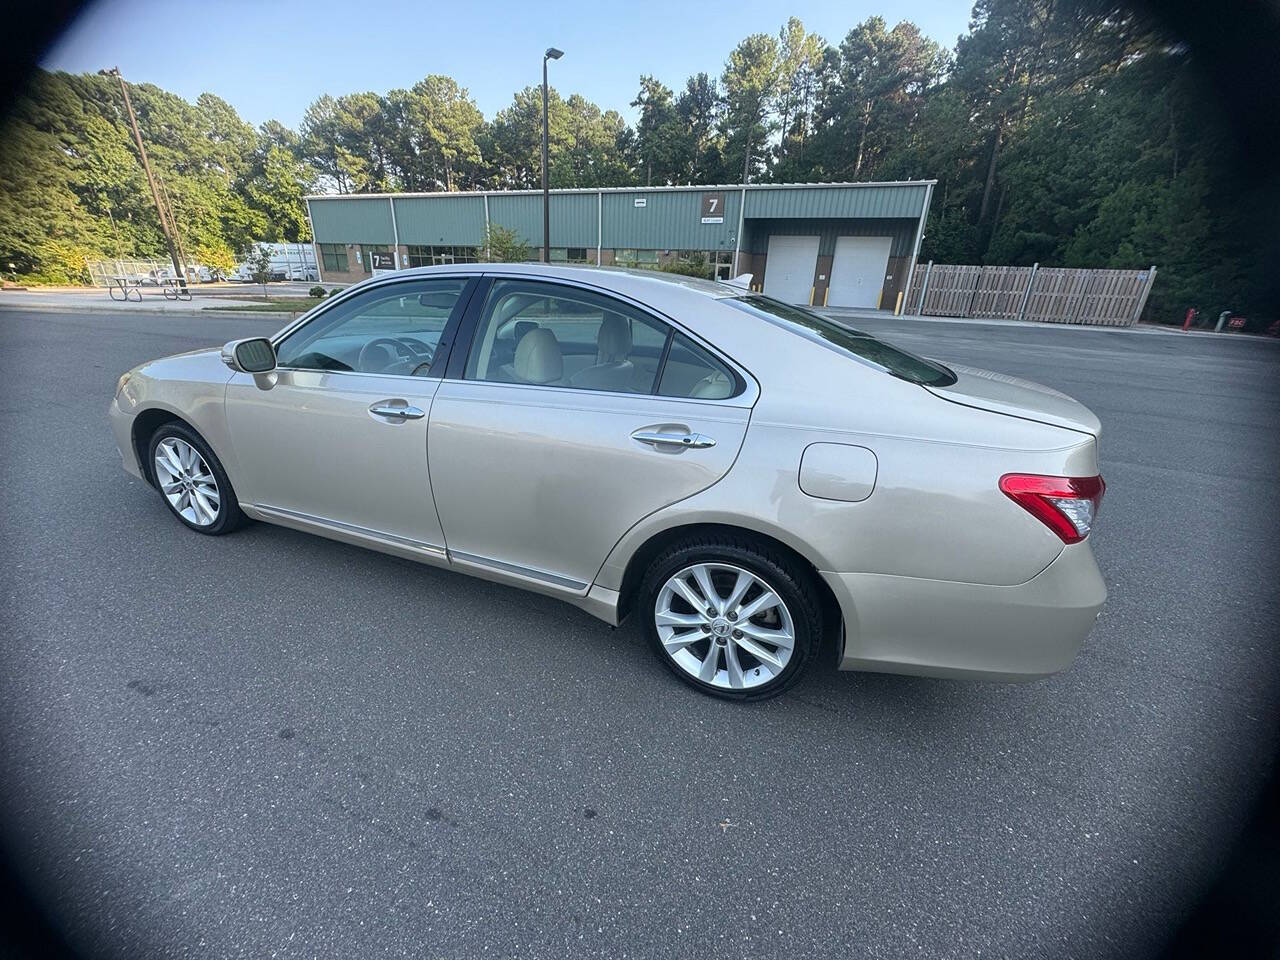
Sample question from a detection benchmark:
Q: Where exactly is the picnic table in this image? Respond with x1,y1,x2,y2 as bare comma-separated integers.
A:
106,276,144,301
159,277,192,301
106,275,191,302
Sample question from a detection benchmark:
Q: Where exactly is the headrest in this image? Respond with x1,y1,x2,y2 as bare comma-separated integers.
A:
514,327,562,384
597,314,632,363
690,371,733,399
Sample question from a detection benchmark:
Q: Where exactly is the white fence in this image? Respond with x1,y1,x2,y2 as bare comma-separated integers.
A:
904,262,1158,326
85,258,177,286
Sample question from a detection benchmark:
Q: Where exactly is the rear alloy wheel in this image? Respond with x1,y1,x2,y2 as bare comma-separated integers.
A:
147,423,246,535
640,539,822,700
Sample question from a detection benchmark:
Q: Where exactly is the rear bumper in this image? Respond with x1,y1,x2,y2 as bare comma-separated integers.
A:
823,543,1106,680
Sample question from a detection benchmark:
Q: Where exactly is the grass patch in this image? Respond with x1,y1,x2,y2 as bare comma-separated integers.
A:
207,297,324,312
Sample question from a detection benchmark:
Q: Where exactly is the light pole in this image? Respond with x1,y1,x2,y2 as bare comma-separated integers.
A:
541,47,563,263
99,66,187,289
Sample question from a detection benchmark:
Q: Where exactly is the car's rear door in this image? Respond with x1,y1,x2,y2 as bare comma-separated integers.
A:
426,276,753,592
223,276,476,556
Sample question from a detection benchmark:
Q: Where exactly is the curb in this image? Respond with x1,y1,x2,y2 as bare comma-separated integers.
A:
0,302,304,321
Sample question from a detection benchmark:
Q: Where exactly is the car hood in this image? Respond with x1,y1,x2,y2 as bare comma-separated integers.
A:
925,363,1101,438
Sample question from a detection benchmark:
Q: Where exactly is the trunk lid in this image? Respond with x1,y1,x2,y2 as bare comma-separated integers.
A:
925,363,1101,437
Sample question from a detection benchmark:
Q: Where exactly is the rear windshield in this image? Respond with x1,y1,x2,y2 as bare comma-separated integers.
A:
725,295,957,387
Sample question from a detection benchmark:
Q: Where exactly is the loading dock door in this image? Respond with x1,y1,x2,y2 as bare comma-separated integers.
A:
827,236,893,308
763,235,820,304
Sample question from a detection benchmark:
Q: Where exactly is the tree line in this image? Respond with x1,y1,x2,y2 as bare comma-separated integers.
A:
0,0,1266,321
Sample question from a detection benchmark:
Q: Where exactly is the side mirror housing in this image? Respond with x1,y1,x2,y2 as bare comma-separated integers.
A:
221,337,276,374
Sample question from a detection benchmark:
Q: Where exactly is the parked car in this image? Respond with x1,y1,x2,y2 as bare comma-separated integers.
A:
109,264,1107,700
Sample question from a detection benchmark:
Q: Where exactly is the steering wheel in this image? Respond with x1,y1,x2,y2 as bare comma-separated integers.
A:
358,336,437,374
400,337,436,373
357,337,414,373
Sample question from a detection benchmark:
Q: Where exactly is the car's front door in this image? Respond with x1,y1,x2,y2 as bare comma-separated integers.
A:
224,276,476,556
427,277,753,592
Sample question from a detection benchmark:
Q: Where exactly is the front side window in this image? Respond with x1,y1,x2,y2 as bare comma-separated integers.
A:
275,278,469,375
464,280,669,394
725,294,957,387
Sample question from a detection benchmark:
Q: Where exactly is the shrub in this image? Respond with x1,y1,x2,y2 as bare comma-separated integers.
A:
308,285,326,298
660,254,713,280
327,286,343,296
481,224,530,263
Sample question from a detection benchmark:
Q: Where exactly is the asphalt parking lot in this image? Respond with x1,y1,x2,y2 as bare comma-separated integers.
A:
1,306,1277,959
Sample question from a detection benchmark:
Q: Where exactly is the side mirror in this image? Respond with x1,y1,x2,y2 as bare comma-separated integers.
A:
221,337,276,373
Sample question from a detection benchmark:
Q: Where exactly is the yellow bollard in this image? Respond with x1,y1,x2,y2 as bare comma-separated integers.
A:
809,286,815,305
894,291,904,316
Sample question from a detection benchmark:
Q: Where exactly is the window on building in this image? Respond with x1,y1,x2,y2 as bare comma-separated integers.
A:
318,243,348,273
675,250,733,281
709,250,733,281
359,244,390,274
615,249,660,269
550,247,590,264
406,245,480,268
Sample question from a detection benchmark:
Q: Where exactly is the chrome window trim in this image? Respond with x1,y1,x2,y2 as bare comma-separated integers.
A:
466,271,760,407
266,268,759,407
269,271,480,348
267,367,445,385
437,374,755,414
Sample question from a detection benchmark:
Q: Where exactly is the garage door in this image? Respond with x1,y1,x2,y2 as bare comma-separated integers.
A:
827,236,893,308
763,235,819,304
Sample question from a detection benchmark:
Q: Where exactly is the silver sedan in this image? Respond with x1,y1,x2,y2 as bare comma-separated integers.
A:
109,264,1107,700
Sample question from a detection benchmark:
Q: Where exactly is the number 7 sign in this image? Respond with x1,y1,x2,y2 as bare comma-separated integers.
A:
701,191,726,224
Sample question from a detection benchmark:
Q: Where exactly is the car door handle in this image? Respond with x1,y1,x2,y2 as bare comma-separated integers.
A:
631,429,716,449
369,401,426,420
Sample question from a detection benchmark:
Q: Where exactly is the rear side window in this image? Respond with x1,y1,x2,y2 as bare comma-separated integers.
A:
658,333,736,400
725,294,956,387
459,278,744,400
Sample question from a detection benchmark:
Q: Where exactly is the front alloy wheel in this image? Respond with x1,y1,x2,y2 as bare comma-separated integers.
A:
146,422,246,535
154,436,221,526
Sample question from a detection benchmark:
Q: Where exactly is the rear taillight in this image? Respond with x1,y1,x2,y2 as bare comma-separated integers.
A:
999,474,1105,544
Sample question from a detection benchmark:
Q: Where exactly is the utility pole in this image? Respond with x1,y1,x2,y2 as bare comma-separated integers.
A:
99,66,186,289
157,177,191,281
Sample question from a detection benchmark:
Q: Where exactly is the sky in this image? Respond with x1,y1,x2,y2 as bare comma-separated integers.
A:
42,0,973,130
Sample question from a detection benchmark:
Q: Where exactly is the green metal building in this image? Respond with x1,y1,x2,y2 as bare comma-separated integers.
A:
305,180,935,309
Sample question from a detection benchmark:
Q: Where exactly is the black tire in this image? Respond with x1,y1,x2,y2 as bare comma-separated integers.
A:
146,421,247,535
638,535,824,701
